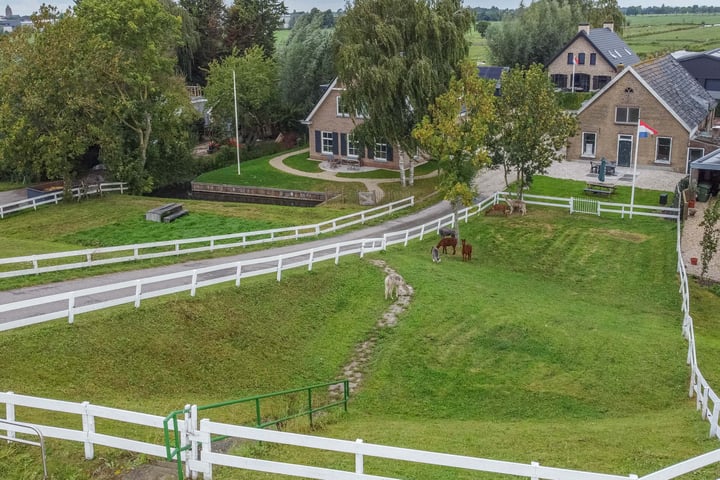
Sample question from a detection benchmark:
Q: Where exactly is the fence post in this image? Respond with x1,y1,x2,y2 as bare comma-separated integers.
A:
420,224,425,241
235,264,242,287
530,461,539,480
199,419,213,480
188,404,199,480
355,439,364,474
308,251,314,271
32,257,38,273
68,293,75,324
81,401,95,459
403,230,409,247
191,271,198,297
710,402,720,438
277,258,283,282
335,245,341,265
5,392,15,440
135,281,142,308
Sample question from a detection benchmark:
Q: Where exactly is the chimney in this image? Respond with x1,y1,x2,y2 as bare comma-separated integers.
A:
603,22,614,32
578,23,590,35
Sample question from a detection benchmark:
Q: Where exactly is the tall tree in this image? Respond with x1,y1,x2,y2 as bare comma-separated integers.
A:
204,46,279,146
486,0,583,67
0,10,110,187
75,0,196,191
179,0,226,85
225,0,287,58
491,64,577,198
277,9,335,122
334,0,473,187
413,61,496,238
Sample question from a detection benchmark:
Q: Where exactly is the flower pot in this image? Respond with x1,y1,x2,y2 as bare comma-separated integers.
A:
691,257,698,265
688,200,696,208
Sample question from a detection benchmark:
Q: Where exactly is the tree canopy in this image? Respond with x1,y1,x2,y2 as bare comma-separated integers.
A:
277,9,335,122
225,0,287,58
413,61,496,234
204,46,279,145
179,0,226,85
490,64,577,198
334,0,473,185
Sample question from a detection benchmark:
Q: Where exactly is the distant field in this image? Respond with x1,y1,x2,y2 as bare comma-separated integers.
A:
625,14,720,56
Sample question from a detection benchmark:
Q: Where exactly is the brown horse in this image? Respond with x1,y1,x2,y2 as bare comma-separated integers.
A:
436,237,457,255
461,239,472,261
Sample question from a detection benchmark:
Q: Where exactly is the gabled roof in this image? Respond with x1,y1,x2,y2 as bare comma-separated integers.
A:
301,77,339,125
577,55,716,135
546,27,639,70
672,48,720,61
633,55,716,133
477,66,508,80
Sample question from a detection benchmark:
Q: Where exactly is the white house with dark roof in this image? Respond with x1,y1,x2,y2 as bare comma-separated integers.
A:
567,54,717,174
546,23,640,92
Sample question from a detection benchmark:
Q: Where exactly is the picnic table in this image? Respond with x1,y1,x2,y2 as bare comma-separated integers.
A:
342,157,361,170
590,160,617,176
584,180,616,196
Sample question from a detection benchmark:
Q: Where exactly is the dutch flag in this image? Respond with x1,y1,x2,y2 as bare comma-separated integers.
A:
638,121,658,138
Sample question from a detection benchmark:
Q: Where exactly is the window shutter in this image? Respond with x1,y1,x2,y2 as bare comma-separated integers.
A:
332,132,339,154
314,131,321,153
340,133,347,156
387,144,393,162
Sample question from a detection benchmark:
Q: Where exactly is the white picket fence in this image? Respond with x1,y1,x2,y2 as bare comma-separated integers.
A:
0,196,415,279
1,196,719,479
0,182,127,219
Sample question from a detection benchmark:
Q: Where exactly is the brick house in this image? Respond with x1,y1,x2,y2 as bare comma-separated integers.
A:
301,78,399,170
567,54,717,174
546,23,639,92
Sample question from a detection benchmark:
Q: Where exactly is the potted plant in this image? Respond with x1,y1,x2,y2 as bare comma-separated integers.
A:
687,179,697,209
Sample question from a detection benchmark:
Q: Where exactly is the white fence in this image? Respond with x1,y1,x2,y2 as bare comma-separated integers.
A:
0,182,127,219
0,196,415,279
2,195,720,480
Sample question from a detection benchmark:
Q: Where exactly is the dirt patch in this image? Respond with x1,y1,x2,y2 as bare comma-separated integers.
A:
590,228,649,243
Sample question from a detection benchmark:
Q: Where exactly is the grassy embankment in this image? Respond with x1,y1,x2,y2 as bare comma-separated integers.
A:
623,14,720,57
3,177,720,478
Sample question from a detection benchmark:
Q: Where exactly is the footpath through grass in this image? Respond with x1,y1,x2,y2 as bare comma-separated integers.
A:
3,205,720,478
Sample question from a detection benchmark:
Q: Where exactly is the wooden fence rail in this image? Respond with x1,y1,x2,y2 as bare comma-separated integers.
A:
1,197,719,480
0,196,415,278
0,183,127,219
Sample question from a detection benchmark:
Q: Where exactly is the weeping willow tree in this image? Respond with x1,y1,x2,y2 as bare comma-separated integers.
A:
334,0,473,187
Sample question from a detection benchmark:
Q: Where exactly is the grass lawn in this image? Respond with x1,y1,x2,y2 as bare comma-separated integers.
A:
625,14,720,56
0,181,24,192
3,203,720,478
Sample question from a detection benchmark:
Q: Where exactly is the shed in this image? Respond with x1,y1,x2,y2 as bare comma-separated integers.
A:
689,147,720,198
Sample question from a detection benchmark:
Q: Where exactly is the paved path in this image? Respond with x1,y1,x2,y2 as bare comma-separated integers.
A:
269,149,438,202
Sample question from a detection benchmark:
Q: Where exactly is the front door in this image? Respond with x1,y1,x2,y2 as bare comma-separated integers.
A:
617,135,633,167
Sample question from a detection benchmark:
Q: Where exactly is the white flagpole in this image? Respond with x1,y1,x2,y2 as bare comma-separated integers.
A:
233,70,241,175
571,58,576,91
630,119,641,219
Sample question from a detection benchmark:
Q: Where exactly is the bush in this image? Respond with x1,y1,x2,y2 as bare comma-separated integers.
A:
194,141,288,175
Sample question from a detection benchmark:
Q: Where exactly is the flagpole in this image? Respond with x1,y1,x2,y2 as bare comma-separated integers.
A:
630,118,641,219
571,58,576,92
233,70,241,175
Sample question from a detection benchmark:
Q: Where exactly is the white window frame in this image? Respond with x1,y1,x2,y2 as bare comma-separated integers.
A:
581,132,597,158
321,131,333,155
347,135,360,158
615,106,639,124
374,143,388,162
336,95,350,117
654,136,672,164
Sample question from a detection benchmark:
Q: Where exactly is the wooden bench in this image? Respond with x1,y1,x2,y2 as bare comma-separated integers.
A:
584,181,615,196
146,203,188,223
584,188,613,196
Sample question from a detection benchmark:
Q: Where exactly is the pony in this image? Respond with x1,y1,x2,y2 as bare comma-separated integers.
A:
430,246,441,263
384,273,404,300
461,239,472,262
436,237,457,255
439,227,456,238
485,203,509,216
505,199,527,216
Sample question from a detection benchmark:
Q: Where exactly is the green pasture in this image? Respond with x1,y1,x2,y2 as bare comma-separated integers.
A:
625,15,720,55
2,203,720,479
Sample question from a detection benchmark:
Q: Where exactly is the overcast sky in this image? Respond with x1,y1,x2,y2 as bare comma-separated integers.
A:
5,0,713,18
